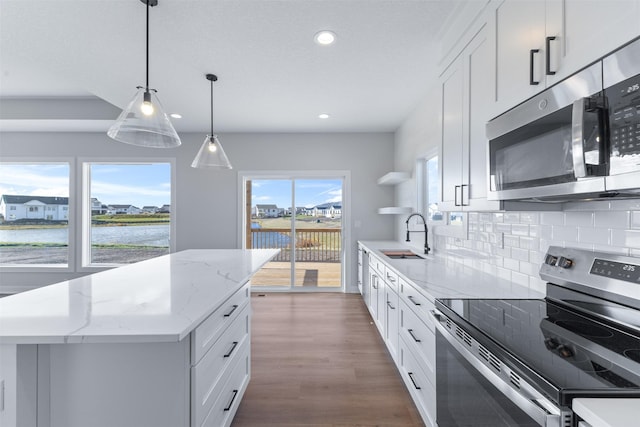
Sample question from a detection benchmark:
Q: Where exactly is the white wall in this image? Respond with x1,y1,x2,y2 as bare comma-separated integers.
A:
0,131,396,292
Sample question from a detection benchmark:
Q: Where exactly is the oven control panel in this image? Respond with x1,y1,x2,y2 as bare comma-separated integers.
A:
590,258,640,284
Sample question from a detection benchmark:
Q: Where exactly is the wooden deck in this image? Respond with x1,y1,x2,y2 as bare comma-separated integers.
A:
250,261,341,288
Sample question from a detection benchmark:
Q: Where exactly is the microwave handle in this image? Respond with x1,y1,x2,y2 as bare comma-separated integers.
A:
571,97,589,178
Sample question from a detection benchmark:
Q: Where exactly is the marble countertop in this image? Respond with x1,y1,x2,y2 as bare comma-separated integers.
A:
573,398,640,427
0,249,279,344
359,241,544,300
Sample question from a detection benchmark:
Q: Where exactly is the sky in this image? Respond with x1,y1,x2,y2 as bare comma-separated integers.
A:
251,179,342,209
0,163,171,208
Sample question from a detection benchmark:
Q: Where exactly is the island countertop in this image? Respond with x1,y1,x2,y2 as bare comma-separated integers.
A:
0,249,279,345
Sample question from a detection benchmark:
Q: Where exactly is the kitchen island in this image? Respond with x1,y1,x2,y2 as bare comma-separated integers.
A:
0,249,279,427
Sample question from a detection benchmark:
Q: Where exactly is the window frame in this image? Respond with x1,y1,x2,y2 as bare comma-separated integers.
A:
0,157,76,272
79,158,176,272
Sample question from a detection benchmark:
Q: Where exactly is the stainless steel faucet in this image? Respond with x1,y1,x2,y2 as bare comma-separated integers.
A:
405,213,430,254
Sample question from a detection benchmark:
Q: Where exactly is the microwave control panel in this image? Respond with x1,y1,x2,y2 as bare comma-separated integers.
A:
608,75,640,157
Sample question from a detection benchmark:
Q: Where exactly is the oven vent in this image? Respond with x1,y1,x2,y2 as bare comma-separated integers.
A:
478,345,501,372
478,345,490,362
562,411,572,427
455,327,472,347
445,318,452,330
509,372,521,389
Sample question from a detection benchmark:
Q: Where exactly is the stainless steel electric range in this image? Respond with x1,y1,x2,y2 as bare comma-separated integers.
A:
432,246,640,427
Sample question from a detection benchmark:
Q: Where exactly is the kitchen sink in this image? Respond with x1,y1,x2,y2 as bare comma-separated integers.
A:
381,250,425,260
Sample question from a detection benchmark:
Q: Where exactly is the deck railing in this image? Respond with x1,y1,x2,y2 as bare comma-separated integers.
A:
250,228,341,262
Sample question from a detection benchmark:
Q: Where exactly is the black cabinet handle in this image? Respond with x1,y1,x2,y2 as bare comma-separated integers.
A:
454,185,461,206
223,389,239,411
407,295,421,306
546,36,556,75
223,304,239,318
408,328,421,343
408,372,422,390
530,49,540,85
461,184,469,206
223,341,239,358
387,301,396,310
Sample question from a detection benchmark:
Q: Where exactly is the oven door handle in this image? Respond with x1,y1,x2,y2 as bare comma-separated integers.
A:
431,312,561,427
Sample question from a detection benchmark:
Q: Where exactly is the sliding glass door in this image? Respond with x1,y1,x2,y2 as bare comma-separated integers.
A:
243,175,343,291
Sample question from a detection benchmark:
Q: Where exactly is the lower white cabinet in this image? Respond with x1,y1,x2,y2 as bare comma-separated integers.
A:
5,282,251,427
362,256,438,427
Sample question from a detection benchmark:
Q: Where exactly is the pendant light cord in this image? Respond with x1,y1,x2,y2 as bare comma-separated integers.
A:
210,79,214,136
145,0,150,91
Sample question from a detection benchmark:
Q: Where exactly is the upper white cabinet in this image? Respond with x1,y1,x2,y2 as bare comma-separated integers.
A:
494,0,640,114
440,24,502,212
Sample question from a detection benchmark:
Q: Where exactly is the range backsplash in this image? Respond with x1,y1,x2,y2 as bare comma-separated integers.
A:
433,200,640,294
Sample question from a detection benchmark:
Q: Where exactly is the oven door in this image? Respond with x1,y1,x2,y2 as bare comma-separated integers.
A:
486,61,605,201
434,316,564,427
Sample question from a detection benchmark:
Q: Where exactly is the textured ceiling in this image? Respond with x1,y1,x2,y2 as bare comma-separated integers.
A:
0,0,464,133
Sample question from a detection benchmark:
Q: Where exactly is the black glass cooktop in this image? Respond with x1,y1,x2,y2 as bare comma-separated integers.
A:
436,297,640,404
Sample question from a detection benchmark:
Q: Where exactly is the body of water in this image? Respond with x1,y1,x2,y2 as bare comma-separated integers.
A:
0,225,170,247
251,222,290,248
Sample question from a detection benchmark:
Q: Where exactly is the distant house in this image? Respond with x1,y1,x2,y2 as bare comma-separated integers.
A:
157,204,171,213
253,204,281,218
106,204,142,215
308,202,342,218
142,205,159,214
0,195,69,221
91,198,107,215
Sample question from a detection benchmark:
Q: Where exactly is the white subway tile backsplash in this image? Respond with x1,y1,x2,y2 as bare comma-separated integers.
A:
479,213,492,223
519,237,538,250
519,212,540,224
496,267,511,281
504,257,520,271
504,212,520,223
496,223,512,233
511,247,529,261
611,229,640,249
468,212,479,223
552,226,578,242
511,271,529,287
519,261,535,276
594,211,630,229
539,225,553,240
493,213,504,223
529,225,540,238
484,222,494,233
540,212,564,226
594,244,629,255
565,211,594,227
511,224,529,236
577,227,610,245
632,211,640,229
504,235,520,248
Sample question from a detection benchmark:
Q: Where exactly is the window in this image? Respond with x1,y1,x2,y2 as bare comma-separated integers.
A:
83,162,172,266
0,162,71,266
418,153,443,223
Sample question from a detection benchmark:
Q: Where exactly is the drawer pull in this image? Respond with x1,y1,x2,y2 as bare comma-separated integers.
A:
407,295,421,306
408,372,422,390
223,389,239,411
223,341,239,358
386,274,396,282
387,301,396,310
407,328,421,343
223,304,239,318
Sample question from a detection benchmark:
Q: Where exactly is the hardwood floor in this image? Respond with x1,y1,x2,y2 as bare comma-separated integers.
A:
231,293,424,427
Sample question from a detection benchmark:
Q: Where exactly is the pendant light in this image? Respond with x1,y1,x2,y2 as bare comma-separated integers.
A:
107,0,181,148
191,74,232,169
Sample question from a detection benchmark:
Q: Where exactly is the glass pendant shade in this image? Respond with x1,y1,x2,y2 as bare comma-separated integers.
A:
107,87,182,148
191,134,232,169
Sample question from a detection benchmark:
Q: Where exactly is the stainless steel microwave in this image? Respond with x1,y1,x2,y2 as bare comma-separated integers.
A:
486,38,640,202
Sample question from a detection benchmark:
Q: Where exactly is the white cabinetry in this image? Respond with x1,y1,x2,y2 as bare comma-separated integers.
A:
440,23,501,212
494,0,640,113
360,248,438,427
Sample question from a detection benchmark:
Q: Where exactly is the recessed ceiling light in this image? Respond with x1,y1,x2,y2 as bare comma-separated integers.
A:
314,30,336,46
170,113,182,119
318,113,330,119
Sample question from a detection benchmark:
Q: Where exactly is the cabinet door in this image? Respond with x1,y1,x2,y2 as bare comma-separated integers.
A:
439,58,465,211
465,25,503,211
375,276,387,336
547,0,640,84
368,270,379,320
385,288,399,362
495,0,546,111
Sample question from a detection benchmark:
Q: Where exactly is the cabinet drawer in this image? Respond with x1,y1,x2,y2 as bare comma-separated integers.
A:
200,344,250,427
192,282,250,364
399,278,434,321
192,304,249,427
399,300,435,385
370,254,385,275
399,339,437,427
383,266,398,292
